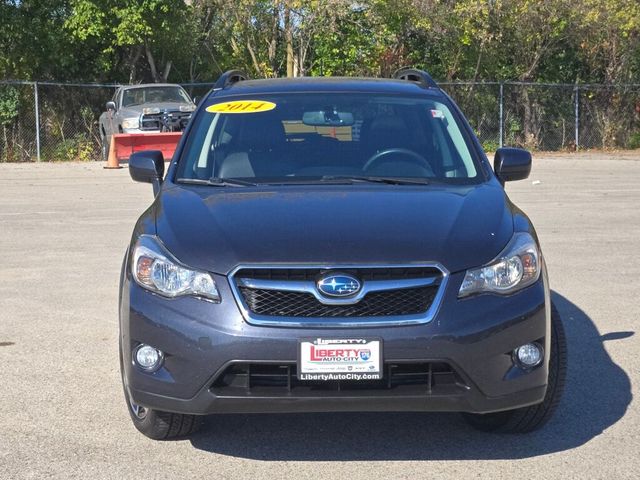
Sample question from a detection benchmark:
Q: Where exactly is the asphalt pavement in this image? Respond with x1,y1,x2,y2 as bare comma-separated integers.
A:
0,152,638,479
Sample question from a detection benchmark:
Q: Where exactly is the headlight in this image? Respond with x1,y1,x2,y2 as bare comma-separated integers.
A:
180,105,196,112
121,117,140,129
131,235,220,302
458,232,540,297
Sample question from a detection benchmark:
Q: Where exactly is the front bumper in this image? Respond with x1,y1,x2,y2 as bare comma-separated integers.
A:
120,268,550,415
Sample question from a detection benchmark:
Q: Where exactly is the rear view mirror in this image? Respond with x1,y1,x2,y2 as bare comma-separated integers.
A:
303,110,354,127
494,147,532,183
106,101,116,112
129,150,165,196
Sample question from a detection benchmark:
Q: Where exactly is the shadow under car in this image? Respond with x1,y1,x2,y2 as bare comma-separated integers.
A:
185,291,632,460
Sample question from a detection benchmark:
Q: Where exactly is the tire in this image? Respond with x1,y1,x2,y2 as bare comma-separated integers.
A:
119,343,203,440
462,301,567,433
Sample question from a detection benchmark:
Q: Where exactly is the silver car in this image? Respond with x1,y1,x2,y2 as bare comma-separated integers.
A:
98,84,196,160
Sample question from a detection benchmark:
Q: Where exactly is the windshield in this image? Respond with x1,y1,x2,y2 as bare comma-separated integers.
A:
176,93,481,184
122,86,191,107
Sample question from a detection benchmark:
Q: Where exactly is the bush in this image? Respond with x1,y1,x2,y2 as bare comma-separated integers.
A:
628,132,640,150
0,87,19,127
48,134,96,161
482,140,500,153
0,87,20,162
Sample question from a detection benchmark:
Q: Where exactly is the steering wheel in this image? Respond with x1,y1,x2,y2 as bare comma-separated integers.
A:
363,148,431,173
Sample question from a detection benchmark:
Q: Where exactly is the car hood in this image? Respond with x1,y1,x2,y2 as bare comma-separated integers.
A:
155,183,514,275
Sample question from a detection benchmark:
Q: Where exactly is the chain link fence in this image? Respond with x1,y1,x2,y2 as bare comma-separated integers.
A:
2,80,640,162
442,82,640,151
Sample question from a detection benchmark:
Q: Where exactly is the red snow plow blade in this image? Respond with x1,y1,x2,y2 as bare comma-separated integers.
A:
105,132,182,168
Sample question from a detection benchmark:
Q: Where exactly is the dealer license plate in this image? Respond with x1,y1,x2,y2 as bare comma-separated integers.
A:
298,338,382,381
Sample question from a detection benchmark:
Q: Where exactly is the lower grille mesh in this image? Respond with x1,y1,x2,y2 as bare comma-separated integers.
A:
211,362,467,397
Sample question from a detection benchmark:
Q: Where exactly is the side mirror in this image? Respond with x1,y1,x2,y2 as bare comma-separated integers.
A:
106,101,117,112
129,150,165,195
494,147,532,183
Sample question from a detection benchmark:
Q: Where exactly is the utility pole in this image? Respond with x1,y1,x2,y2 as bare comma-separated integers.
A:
499,82,504,147
574,85,580,150
34,82,41,162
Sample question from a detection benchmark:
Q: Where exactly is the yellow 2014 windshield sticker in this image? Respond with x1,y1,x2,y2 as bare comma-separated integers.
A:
206,100,276,114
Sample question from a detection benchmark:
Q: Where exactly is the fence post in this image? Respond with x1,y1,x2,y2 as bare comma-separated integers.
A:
574,85,579,151
499,82,504,147
34,82,41,162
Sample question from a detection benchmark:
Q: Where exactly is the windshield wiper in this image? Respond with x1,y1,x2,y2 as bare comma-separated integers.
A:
321,175,430,185
209,177,258,187
178,176,428,187
177,178,257,187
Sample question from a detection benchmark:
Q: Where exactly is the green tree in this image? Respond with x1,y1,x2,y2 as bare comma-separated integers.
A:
2,0,640,85
65,0,196,83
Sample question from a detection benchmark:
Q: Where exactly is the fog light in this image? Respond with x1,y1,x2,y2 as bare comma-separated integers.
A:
515,343,543,368
134,344,163,372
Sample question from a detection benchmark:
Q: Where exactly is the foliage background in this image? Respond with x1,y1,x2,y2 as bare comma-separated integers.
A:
1,0,640,160
3,0,639,84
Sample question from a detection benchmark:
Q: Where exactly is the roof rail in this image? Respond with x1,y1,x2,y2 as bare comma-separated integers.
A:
214,70,249,90
393,68,438,89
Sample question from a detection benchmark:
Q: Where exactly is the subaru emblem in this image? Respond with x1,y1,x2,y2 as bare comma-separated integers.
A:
316,273,362,298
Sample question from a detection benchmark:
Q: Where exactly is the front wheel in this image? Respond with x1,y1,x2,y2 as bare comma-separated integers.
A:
462,302,567,433
120,345,202,440
123,387,203,440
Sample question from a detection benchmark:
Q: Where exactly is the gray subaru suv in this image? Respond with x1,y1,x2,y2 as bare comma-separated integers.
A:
120,69,566,439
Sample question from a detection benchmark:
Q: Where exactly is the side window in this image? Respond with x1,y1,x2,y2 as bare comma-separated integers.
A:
115,90,122,110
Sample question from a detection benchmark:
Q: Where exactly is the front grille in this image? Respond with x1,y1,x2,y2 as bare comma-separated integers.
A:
211,362,467,397
239,285,437,317
236,267,442,282
232,266,444,321
140,111,191,131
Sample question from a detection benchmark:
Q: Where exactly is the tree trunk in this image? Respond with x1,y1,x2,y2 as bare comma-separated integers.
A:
162,60,172,82
144,44,170,83
189,57,196,83
129,46,143,84
268,3,279,76
145,44,159,82
246,39,262,76
284,3,294,77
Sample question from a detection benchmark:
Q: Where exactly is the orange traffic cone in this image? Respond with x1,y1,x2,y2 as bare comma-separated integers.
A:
104,137,121,169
